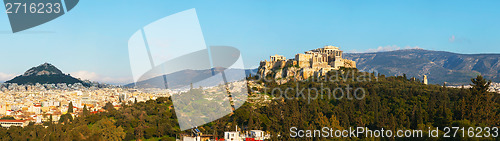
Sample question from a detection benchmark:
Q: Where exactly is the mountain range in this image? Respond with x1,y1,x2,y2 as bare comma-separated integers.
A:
125,68,257,89
344,49,500,85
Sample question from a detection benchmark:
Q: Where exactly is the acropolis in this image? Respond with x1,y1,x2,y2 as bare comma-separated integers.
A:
258,45,356,80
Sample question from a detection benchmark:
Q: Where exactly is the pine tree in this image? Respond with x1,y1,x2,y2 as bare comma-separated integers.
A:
68,101,74,113
247,109,254,130
471,75,491,94
247,116,254,130
104,102,114,111
459,98,466,120
329,115,342,130
49,114,53,124
83,105,89,116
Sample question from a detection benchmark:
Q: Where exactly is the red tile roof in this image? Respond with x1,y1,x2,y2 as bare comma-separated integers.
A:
0,119,27,122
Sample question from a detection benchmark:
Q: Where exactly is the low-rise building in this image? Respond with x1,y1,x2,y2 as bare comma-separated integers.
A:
0,119,29,128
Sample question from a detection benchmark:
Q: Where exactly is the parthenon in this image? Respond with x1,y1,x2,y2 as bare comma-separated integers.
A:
258,45,356,79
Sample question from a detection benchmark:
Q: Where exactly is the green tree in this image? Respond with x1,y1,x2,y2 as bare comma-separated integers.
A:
104,102,114,111
59,113,73,124
247,115,254,130
329,115,342,130
92,118,126,141
68,101,74,113
43,115,53,126
470,75,491,94
70,124,92,140
83,104,90,117
0,116,15,120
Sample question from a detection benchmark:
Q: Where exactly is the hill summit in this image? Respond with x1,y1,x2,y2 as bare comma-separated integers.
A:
22,63,64,76
6,63,84,85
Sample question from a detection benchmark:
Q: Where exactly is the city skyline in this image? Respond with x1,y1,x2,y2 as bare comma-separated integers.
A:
1,0,500,84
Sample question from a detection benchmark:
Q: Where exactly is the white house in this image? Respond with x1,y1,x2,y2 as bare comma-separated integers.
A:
0,119,29,128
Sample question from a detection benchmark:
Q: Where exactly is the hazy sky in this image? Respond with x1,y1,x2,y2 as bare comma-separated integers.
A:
0,0,499,84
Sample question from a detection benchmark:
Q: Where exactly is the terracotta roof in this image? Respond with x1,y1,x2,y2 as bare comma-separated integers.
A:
0,119,27,122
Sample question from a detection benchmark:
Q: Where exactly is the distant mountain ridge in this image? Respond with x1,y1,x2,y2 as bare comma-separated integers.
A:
344,49,500,85
125,68,257,89
6,63,85,85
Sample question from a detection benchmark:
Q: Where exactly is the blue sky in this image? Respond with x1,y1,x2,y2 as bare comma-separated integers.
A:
0,0,499,84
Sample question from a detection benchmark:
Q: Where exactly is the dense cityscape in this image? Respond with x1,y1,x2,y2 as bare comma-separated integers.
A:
0,82,167,126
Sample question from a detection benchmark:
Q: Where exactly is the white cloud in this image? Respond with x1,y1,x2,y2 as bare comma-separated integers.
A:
366,45,401,53
448,35,471,43
70,71,133,85
0,72,15,82
449,35,456,42
348,45,421,53
403,46,422,50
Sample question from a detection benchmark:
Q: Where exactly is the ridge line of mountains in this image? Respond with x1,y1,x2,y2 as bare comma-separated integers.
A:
344,49,500,85
3,49,500,86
